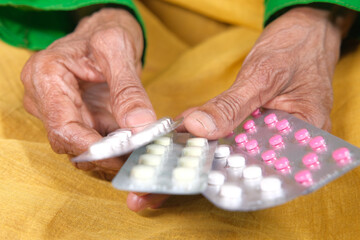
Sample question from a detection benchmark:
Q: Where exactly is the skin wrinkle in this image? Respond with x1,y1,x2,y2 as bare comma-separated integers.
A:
20,8,148,181
212,95,238,126
50,121,99,154
255,25,311,53
111,85,149,109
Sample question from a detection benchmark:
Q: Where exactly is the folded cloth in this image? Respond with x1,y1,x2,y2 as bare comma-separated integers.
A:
0,0,359,239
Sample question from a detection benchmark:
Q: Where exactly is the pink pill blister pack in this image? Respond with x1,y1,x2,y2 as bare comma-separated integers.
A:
203,109,360,211
74,109,360,211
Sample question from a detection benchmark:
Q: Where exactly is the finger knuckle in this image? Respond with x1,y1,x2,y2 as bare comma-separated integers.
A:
90,27,132,50
112,83,148,110
47,128,67,154
209,92,243,124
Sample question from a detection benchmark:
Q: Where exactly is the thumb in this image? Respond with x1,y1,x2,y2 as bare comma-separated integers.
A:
183,59,289,139
90,28,156,130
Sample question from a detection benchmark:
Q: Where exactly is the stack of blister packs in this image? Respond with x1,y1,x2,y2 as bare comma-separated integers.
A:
72,109,360,211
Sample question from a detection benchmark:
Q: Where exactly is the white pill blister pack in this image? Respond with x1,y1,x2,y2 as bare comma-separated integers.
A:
72,117,182,162
203,109,360,211
73,110,360,211
112,133,218,194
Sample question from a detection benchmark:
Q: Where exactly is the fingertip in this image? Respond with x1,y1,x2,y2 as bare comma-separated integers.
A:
123,108,157,133
127,192,147,212
175,107,198,132
73,161,96,171
184,111,218,139
126,193,169,212
176,107,198,120
133,192,149,197
92,157,126,171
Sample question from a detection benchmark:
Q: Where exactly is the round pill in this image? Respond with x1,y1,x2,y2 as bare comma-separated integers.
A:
186,138,208,147
235,133,248,144
251,109,261,117
332,147,351,163
309,136,326,152
260,177,282,192
227,154,246,168
243,119,256,131
261,150,276,162
172,167,197,182
245,139,259,152
276,119,291,132
264,113,278,125
131,165,156,180
294,170,313,186
269,135,284,148
207,171,225,185
178,156,201,168
214,145,231,158
154,136,172,146
294,129,310,143
146,144,167,155
302,153,319,166
274,157,290,170
182,146,203,157
243,165,262,179
220,184,242,198
139,154,162,166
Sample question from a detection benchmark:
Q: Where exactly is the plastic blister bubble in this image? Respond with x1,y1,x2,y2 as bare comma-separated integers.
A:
72,117,182,162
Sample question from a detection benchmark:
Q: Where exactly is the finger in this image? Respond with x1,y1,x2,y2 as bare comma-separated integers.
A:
62,55,106,83
89,28,156,129
46,39,106,83
23,94,41,119
127,192,170,212
33,64,102,155
133,192,149,197
183,56,290,139
92,157,126,171
175,107,198,132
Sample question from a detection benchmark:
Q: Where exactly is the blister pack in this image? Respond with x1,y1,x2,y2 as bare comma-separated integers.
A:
112,133,217,194
72,117,182,162
203,109,360,211
111,109,360,211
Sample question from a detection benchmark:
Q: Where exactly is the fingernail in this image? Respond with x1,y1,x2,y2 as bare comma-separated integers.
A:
125,108,156,128
187,111,217,135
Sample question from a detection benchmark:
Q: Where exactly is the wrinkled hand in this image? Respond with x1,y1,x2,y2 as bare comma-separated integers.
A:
21,8,160,210
183,6,353,138
140,7,355,211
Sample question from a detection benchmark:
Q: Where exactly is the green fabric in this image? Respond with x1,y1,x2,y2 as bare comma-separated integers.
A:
264,0,360,28
0,0,146,63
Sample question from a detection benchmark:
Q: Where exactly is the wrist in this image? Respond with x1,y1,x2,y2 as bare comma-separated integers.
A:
285,6,356,39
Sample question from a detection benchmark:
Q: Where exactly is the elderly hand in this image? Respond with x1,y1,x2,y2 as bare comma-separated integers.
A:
21,9,156,179
183,6,356,138
129,6,356,211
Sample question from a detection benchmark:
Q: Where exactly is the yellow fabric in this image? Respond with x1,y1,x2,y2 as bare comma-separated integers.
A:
0,0,360,238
